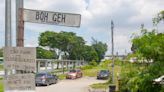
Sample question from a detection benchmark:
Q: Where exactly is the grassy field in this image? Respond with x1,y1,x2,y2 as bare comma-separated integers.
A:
0,80,3,92
82,67,100,77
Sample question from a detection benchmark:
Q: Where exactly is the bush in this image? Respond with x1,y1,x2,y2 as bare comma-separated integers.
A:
89,60,98,66
81,65,94,70
99,60,112,68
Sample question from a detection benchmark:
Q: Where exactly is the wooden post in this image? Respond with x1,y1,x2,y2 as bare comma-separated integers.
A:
17,8,24,47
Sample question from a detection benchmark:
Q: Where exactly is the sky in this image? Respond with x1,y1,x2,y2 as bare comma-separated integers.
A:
0,0,164,55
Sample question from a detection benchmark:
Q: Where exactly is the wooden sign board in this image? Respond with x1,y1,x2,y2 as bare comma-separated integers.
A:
24,9,81,27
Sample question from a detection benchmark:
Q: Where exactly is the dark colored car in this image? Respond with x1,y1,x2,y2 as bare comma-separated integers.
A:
97,70,110,79
35,72,58,86
66,69,83,79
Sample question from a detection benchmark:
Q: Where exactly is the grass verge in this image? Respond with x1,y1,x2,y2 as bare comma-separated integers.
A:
82,67,99,77
58,74,66,80
0,80,3,92
90,82,109,89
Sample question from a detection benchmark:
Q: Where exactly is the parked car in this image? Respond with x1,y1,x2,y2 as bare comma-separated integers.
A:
153,75,164,84
35,72,58,86
97,70,110,79
66,69,83,79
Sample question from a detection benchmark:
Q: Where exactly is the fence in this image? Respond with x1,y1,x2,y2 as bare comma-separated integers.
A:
36,59,87,73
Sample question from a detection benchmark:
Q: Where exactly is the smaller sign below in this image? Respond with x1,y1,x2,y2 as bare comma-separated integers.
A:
4,74,35,91
4,47,36,72
23,9,81,27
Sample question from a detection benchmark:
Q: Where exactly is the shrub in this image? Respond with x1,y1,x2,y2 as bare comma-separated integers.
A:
89,60,98,66
81,65,94,70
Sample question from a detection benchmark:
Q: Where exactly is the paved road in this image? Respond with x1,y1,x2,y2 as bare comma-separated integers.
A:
36,77,107,92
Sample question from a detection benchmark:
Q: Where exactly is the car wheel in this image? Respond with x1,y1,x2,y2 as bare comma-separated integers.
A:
55,79,58,84
46,82,49,86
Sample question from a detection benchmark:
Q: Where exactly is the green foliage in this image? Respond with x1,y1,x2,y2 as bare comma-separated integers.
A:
0,80,3,92
58,74,66,80
38,31,108,63
81,65,94,70
99,60,112,68
153,10,164,25
122,15,164,92
37,47,56,59
119,62,143,92
39,31,90,60
82,68,99,77
132,30,164,61
82,45,98,62
124,32,164,91
90,82,108,89
92,38,108,62
89,60,98,66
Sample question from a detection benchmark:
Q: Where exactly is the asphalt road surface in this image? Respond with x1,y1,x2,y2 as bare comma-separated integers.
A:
36,77,107,92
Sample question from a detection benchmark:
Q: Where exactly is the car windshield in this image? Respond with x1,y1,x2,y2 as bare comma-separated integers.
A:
36,73,46,77
100,70,108,74
69,70,76,73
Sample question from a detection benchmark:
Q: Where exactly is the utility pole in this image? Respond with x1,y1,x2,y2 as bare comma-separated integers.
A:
5,0,12,47
16,0,24,47
5,0,12,78
111,20,115,83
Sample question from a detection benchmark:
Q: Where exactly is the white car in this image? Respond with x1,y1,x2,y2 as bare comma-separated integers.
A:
153,75,164,84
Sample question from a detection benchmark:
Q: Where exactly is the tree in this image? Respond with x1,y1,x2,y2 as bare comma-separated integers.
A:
120,10,164,92
91,38,108,62
120,30,164,92
58,31,85,60
37,47,56,59
153,10,164,25
82,45,98,62
38,31,86,60
39,31,62,59
131,30,164,61
38,31,108,63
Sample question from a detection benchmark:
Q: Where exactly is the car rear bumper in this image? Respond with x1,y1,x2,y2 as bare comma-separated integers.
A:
66,75,76,79
97,76,109,79
35,80,47,85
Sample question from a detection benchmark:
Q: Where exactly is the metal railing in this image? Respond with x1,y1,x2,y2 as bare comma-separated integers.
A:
36,59,87,74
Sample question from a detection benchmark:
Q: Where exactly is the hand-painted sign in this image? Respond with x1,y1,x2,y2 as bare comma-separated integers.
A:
24,9,81,27
4,74,35,91
4,47,36,72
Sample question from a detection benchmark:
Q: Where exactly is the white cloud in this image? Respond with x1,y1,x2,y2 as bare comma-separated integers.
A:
25,0,87,13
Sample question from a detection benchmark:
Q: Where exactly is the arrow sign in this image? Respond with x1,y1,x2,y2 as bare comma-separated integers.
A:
24,9,81,27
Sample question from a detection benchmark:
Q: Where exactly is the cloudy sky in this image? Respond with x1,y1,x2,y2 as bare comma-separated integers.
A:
0,0,164,55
